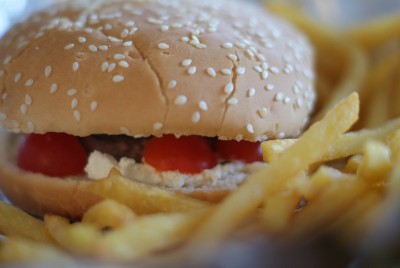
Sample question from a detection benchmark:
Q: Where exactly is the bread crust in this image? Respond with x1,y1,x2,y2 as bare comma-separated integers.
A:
0,0,315,141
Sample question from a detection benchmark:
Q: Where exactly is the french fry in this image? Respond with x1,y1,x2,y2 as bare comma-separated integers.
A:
185,93,359,257
44,215,101,256
357,140,392,183
0,202,53,244
288,177,367,238
0,238,73,264
98,211,206,262
82,199,136,230
346,13,400,52
261,139,296,163
345,154,363,174
260,191,300,235
89,169,209,214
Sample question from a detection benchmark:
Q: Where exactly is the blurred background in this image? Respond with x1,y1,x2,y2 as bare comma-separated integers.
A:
0,0,399,38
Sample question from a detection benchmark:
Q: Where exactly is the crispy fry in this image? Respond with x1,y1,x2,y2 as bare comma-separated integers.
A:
44,215,101,256
0,202,53,244
357,141,392,183
0,238,73,264
82,199,136,230
185,93,359,257
88,169,209,214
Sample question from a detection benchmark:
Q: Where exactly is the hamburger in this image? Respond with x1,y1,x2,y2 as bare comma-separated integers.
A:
0,0,315,218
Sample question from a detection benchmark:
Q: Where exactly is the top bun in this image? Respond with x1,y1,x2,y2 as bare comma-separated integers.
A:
0,0,315,141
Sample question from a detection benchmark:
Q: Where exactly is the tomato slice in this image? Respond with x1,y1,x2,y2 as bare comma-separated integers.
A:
143,135,217,174
17,132,87,177
216,140,263,163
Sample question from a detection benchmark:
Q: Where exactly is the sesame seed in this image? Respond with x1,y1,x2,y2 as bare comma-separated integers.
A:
113,75,125,83
123,41,133,47
253,66,263,73
227,98,238,105
237,67,246,75
158,43,169,49
222,42,233,48
64,43,75,50
196,44,207,49
161,25,169,32
199,100,208,111
270,67,280,74
296,98,303,108
105,23,112,30
101,62,109,72
25,94,32,105
108,63,116,72
85,28,94,33
168,80,177,89
118,61,129,68
174,95,187,105
71,98,78,109
50,83,58,93
207,67,216,77
187,66,197,75
78,37,86,43
120,29,129,38
192,111,200,123
44,66,52,77
245,49,254,58
262,62,269,70
20,104,28,114
72,62,79,72
73,110,81,122
221,69,232,75
256,53,266,62
25,79,33,87
265,84,274,91
224,83,234,95
283,97,291,104
172,23,183,29
126,21,135,27
27,122,34,132
153,122,163,130
108,36,123,43
14,72,22,82
182,59,192,67
247,88,256,97
257,108,268,118
3,55,12,65
99,45,109,51
67,88,77,96
90,101,98,111
246,124,254,134
227,54,238,61
274,93,284,101
261,71,269,80
88,45,98,52
181,36,190,42
208,27,217,33
114,53,125,60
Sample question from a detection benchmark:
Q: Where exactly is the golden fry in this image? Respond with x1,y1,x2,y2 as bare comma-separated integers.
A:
44,215,101,256
82,199,136,230
185,93,359,256
357,141,392,183
88,169,209,214
0,238,73,264
0,202,53,244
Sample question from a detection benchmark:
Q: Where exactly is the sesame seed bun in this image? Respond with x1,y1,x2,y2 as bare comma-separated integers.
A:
0,0,315,218
0,0,315,141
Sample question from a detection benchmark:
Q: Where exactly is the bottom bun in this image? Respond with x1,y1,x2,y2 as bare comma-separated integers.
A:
0,159,233,219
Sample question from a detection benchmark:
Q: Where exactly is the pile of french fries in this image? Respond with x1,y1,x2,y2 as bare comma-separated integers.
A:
1,3,400,266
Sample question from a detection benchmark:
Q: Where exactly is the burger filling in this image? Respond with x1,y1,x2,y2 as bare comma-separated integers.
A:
15,132,265,188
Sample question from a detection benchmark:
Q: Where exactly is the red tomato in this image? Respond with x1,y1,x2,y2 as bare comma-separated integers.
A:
143,135,217,174
216,140,263,163
17,132,87,177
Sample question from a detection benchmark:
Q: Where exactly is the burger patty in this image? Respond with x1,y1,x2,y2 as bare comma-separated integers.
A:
79,135,148,162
